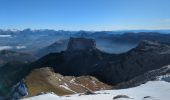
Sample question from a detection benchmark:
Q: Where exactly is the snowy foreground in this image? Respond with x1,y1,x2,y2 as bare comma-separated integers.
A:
22,81,170,100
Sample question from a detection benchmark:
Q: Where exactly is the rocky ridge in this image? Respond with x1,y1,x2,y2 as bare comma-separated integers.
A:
34,38,170,85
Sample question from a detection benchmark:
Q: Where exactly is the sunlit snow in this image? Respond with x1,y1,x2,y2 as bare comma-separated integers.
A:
22,81,170,100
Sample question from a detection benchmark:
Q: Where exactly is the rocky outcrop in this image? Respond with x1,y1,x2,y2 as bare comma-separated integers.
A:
0,62,30,99
0,80,28,100
9,80,28,100
67,37,96,51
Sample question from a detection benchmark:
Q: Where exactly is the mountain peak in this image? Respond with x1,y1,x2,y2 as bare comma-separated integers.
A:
67,37,96,51
138,40,161,47
134,40,170,53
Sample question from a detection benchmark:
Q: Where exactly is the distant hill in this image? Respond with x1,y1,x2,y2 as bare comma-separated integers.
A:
35,39,68,58
0,50,36,67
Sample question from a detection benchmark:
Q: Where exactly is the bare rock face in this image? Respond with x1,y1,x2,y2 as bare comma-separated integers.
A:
67,37,96,51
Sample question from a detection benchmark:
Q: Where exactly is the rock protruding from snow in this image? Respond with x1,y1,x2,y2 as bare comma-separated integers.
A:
67,37,96,51
113,95,130,100
0,80,28,100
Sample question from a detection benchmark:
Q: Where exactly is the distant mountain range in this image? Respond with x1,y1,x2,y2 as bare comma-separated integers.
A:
1,29,170,55
33,31,170,57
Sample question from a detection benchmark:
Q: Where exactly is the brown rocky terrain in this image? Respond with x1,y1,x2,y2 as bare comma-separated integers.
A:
25,67,112,97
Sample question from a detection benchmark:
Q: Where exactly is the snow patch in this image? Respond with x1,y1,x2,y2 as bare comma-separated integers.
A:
70,78,75,83
158,75,170,82
22,93,59,100
92,81,97,85
59,83,76,93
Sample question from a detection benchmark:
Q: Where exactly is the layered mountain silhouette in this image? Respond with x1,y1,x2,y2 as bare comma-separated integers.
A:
1,37,170,99
35,39,68,58
32,32,170,57
33,38,170,85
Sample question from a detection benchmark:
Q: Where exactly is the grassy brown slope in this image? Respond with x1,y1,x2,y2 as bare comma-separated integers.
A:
25,68,72,96
25,67,112,97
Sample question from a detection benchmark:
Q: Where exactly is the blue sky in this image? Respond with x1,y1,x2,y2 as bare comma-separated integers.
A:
0,0,170,30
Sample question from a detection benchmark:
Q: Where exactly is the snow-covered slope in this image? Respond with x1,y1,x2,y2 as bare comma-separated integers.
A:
22,80,170,100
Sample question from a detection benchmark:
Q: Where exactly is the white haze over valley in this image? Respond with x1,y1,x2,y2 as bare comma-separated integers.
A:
0,35,12,38
0,46,26,51
0,46,12,51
